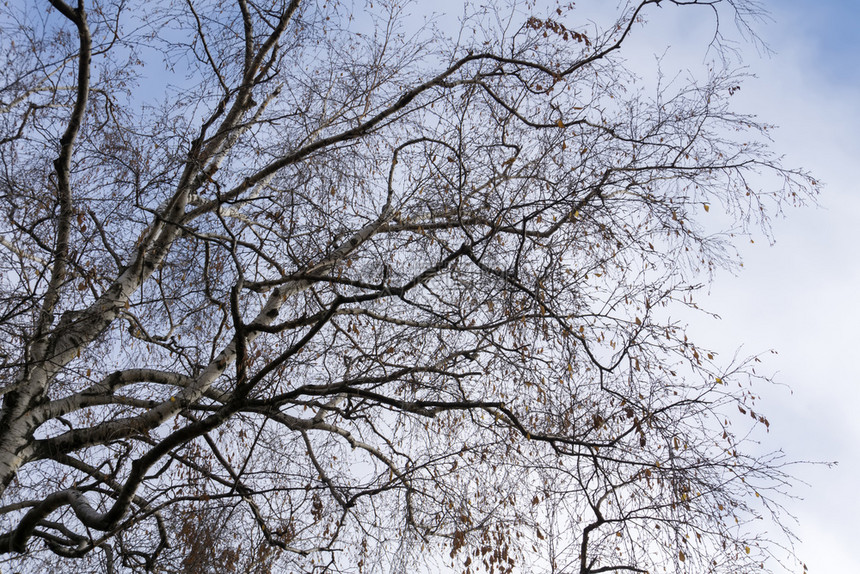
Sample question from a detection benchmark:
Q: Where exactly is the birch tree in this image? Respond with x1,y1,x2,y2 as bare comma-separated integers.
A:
0,0,816,572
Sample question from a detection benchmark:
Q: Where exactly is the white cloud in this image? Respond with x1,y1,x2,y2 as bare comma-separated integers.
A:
676,1,860,571
572,1,860,570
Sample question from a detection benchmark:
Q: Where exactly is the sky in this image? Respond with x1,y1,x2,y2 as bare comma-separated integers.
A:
134,0,858,571
50,0,857,570
645,0,860,572
148,0,858,570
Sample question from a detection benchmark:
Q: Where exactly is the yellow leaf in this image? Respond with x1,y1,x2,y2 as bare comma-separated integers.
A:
679,550,686,562
704,204,710,212
745,546,751,554
556,119,565,128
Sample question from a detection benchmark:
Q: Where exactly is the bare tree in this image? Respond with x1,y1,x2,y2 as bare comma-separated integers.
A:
0,0,816,572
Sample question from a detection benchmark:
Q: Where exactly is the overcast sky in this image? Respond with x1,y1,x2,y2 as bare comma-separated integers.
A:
652,0,860,571
169,1,859,569
130,0,858,569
